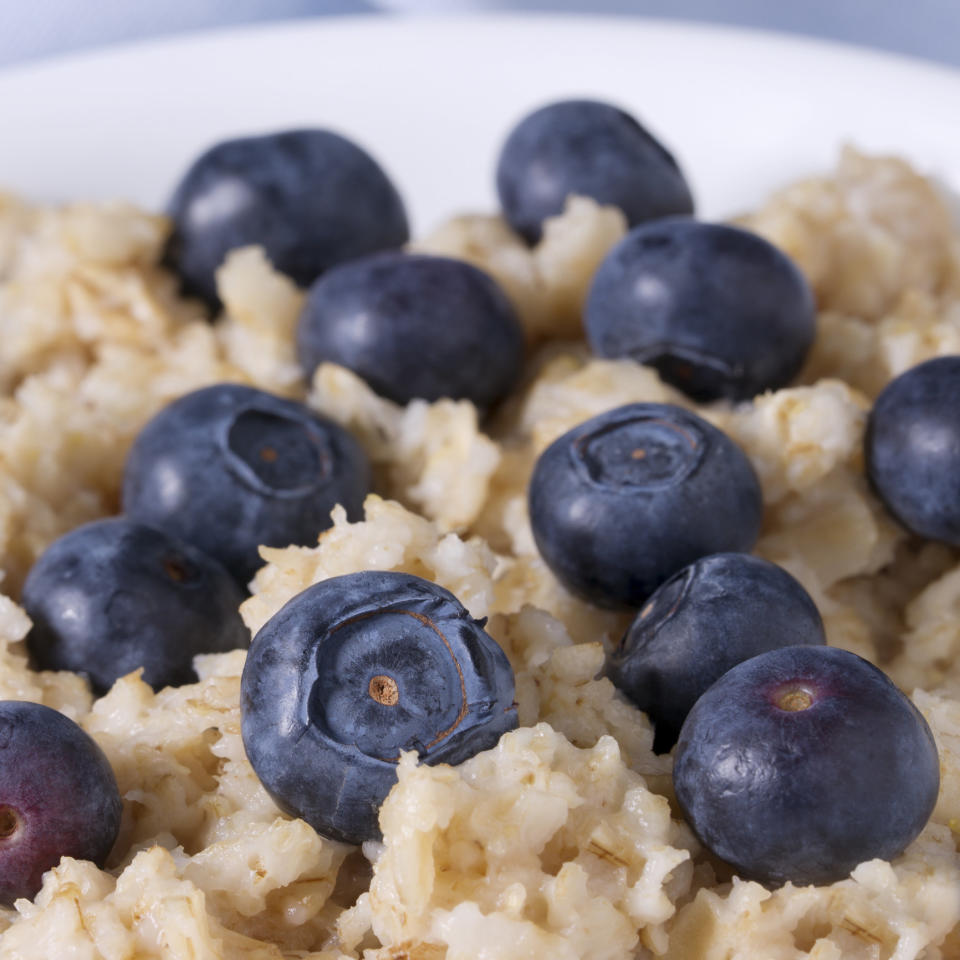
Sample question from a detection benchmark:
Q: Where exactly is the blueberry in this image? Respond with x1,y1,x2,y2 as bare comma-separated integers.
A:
495,99,694,245
866,355,960,545
241,571,517,845
607,553,825,753
296,252,525,408
123,384,370,586
528,404,762,608
166,129,409,308
0,700,122,905
22,517,249,695
584,219,816,402
674,645,940,887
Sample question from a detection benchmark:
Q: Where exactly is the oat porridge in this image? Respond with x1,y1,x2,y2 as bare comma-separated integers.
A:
1,103,960,960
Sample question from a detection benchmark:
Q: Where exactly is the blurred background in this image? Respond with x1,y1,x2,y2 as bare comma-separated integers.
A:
1,0,957,69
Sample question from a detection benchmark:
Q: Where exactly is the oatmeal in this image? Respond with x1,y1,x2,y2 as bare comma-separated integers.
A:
1,147,960,959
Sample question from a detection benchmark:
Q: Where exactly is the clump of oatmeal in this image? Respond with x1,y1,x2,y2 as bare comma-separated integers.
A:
2,150,960,959
341,727,693,960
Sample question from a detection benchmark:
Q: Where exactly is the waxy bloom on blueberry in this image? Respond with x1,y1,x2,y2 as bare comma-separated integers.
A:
585,219,816,402
296,252,525,409
528,403,762,608
496,99,694,244
123,384,370,586
23,517,249,695
866,355,960,545
608,553,825,753
166,128,409,308
241,571,517,845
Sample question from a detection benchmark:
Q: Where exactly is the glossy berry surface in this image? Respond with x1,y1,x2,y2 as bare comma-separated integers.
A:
585,219,816,402
123,384,370,585
528,404,762,608
866,355,960,545
496,99,694,244
296,252,525,408
241,571,517,845
674,645,940,887
608,553,826,753
166,129,409,307
23,517,249,695
0,700,122,906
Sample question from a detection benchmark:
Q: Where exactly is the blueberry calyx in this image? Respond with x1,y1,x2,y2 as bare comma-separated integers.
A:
0,806,20,839
572,411,707,492
223,407,332,498
770,684,816,712
632,344,745,402
309,603,476,763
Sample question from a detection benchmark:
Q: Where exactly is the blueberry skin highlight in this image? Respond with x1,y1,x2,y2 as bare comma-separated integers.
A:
22,518,248,695
866,355,960,545
608,553,825,753
123,384,370,586
241,571,518,845
296,252,525,408
585,219,816,402
166,129,409,308
0,700,122,905
528,404,763,609
673,645,940,888
496,99,694,244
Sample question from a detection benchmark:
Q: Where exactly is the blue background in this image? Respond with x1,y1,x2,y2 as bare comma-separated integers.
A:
1,0,957,69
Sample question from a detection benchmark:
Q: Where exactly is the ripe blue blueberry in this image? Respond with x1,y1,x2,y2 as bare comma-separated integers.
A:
166,129,409,308
123,384,370,586
0,700,122,906
496,99,694,244
866,355,960,545
296,252,525,408
607,553,825,753
673,645,940,887
528,404,763,608
22,517,249,695
584,219,816,402
241,571,517,845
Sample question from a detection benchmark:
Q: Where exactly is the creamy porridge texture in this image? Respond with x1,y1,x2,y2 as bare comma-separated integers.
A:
1,147,960,958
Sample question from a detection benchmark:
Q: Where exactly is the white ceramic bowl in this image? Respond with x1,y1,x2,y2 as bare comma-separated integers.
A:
1,15,959,232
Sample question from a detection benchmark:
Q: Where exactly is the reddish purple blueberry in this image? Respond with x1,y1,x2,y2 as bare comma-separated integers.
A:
0,701,122,906
673,645,940,887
